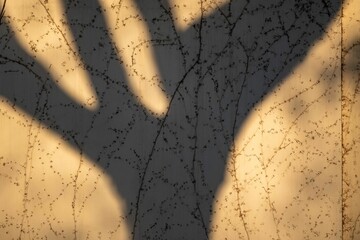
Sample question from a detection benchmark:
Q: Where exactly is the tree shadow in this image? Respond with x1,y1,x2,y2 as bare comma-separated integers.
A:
0,0,341,239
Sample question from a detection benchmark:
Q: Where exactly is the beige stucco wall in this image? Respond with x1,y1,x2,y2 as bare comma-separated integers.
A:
342,0,360,239
0,0,358,239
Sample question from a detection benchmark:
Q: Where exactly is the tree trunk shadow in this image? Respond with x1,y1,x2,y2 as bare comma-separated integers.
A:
0,0,341,239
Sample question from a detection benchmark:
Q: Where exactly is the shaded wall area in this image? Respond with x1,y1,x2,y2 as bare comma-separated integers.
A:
0,0,358,239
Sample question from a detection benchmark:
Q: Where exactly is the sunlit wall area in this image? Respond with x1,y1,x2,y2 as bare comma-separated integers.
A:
0,0,358,239
342,0,360,239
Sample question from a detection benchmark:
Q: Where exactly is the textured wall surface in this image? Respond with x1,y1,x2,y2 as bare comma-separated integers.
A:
342,0,360,239
0,0,358,239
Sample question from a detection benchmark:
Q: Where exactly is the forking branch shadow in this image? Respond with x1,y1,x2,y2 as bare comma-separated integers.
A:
0,0,341,239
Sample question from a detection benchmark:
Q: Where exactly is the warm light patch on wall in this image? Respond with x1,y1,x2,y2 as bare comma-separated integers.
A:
5,0,98,110
342,0,360,238
169,0,229,30
0,98,129,239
